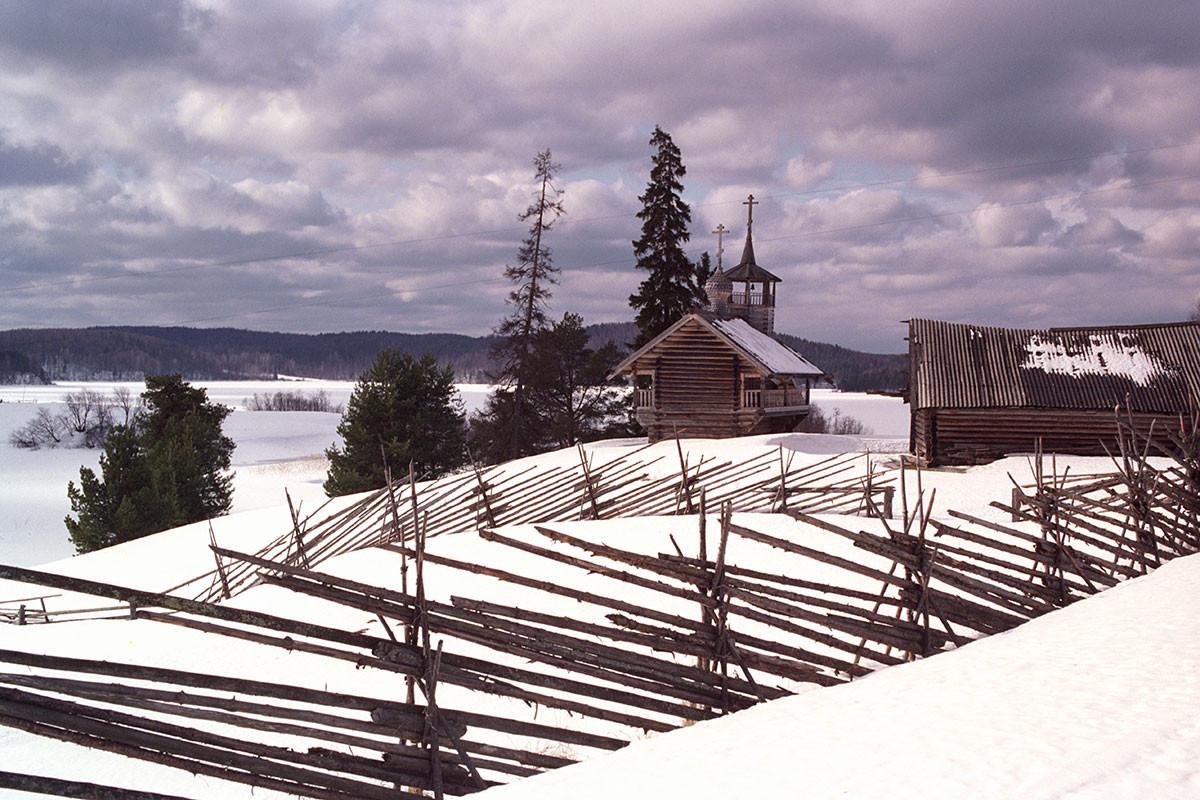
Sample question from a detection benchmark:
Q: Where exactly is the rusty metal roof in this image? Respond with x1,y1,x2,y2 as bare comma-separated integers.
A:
908,318,1200,412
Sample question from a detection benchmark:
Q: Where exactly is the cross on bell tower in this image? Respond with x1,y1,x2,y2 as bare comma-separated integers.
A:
743,194,758,233
722,193,781,335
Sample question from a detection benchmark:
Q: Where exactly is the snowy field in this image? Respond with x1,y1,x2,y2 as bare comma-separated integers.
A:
0,381,494,567
0,382,900,567
0,424,1195,798
6,381,1193,799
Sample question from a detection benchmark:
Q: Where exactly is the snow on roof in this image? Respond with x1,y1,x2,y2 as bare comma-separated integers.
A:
908,318,1200,411
708,316,823,377
1021,332,1168,386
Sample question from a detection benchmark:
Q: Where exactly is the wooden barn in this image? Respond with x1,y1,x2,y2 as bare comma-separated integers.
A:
611,196,824,442
907,317,1200,465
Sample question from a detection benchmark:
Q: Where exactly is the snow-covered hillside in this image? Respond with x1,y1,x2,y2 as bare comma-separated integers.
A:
1,383,1195,799
486,549,1200,800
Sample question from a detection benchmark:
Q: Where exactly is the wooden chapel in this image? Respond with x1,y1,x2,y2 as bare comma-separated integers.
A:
611,196,824,441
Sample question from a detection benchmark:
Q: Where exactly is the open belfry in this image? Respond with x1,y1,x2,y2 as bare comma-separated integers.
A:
612,196,824,441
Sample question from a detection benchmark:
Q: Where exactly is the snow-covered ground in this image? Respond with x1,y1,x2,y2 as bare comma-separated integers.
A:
0,381,494,567
4,381,1193,799
0,382,898,567
486,549,1200,800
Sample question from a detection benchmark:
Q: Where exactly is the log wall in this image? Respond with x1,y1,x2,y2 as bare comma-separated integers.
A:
915,407,1184,466
632,318,765,441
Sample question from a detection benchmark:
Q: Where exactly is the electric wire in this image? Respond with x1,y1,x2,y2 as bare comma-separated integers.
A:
3,135,1198,298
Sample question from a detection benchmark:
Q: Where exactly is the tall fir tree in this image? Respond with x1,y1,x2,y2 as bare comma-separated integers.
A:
483,149,566,461
629,126,702,349
693,251,712,307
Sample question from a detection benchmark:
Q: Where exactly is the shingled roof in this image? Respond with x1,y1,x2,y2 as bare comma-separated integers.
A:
724,226,781,283
908,318,1200,413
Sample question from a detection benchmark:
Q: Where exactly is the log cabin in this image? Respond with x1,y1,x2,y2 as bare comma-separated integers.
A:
611,197,824,441
907,317,1200,465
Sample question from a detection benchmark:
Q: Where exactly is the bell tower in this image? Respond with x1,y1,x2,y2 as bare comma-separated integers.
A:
719,194,781,335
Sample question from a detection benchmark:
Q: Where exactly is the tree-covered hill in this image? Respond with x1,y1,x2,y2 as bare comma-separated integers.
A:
0,323,907,392
0,327,499,382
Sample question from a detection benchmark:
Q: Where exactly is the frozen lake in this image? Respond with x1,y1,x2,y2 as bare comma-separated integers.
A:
0,380,906,567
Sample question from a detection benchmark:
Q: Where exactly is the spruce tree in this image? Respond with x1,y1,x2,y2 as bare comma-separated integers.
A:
324,349,466,496
629,126,702,349
480,149,565,461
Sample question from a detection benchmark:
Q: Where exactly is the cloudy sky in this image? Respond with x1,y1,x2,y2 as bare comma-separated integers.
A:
2,0,1199,353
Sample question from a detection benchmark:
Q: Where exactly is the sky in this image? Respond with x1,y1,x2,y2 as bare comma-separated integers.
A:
2,0,1199,354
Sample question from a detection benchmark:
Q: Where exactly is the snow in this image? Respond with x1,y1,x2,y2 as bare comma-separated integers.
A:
484,552,1200,800
708,317,824,376
0,380,1196,799
0,381,493,567
1021,332,1172,386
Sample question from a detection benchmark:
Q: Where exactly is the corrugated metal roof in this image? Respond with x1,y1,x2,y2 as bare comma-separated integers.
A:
909,318,1200,412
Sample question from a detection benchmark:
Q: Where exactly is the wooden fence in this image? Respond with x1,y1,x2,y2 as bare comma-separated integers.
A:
0,411,1196,797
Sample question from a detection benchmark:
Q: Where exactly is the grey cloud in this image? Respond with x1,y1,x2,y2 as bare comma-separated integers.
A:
1060,211,1142,248
2,1,1200,354
0,0,205,71
0,136,91,186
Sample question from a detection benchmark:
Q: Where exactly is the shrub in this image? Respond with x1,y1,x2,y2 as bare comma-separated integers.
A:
796,405,872,436
244,390,342,413
10,408,65,448
9,389,122,449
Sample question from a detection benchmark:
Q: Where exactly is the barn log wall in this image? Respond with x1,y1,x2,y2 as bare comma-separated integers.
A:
634,318,765,441
918,408,1181,466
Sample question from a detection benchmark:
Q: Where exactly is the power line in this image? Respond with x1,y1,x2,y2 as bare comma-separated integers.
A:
4,136,1198,297
141,172,1200,330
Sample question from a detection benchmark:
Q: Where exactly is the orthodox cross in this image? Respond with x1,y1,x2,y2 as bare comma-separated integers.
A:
712,223,728,271
743,194,758,233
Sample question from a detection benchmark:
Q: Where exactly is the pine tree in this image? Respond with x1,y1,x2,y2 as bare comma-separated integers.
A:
141,374,235,522
525,313,630,448
64,375,233,554
324,349,466,496
483,149,566,461
629,126,702,349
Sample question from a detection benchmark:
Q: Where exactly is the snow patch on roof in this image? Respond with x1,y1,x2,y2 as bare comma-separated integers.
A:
1021,333,1171,387
709,317,823,376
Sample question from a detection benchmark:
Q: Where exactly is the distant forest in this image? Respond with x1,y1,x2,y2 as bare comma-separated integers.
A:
0,323,908,393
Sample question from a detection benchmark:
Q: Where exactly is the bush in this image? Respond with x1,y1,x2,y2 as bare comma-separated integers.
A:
324,349,467,497
796,405,872,436
10,407,66,448
244,390,342,413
